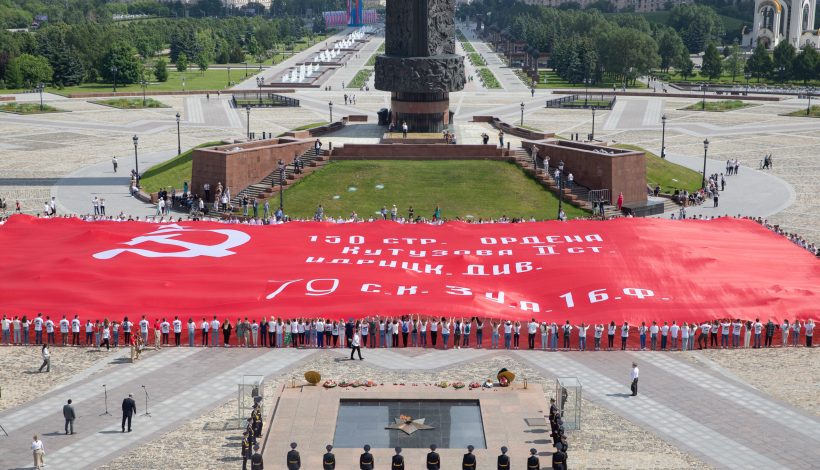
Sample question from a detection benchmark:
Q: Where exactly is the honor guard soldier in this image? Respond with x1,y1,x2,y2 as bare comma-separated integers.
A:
251,403,263,438
392,446,405,470
360,444,375,470
286,442,301,470
549,398,558,420
462,444,477,469
552,448,567,470
527,448,540,470
323,444,336,470
250,444,264,470
427,444,441,470
497,446,510,469
241,431,253,470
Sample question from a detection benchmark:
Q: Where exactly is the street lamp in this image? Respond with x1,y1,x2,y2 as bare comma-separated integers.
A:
140,79,148,107
701,83,707,110
175,112,181,155
37,82,44,111
277,159,285,211
520,102,524,126
556,160,565,220
660,114,667,159
590,107,596,141
701,138,709,190
744,71,751,96
584,77,590,106
244,61,248,78
328,101,333,122
110,66,118,93
256,76,264,104
245,105,251,139
132,135,140,188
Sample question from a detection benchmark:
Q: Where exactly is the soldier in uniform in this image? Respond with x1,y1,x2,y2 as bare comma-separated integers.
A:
286,442,300,470
527,448,540,470
241,430,253,470
497,446,510,469
427,444,441,470
323,444,336,470
251,404,263,438
552,447,567,470
549,398,558,421
462,444,477,469
392,446,405,469
360,444,374,470
250,444,264,470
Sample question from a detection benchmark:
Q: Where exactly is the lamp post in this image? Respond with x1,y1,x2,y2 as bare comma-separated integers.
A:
245,105,251,139
701,83,707,110
520,102,524,126
807,87,814,116
110,66,118,93
244,61,248,78
227,65,231,87
256,76,264,104
584,77,590,106
556,160,565,220
590,107,596,141
132,135,140,188
37,82,44,111
328,101,333,122
744,71,751,96
175,112,181,155
701,138,709,190
659,114,667,159
140,79,148,107
277,159,285,211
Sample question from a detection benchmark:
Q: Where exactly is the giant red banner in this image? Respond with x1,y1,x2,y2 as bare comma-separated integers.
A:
0,215,817,323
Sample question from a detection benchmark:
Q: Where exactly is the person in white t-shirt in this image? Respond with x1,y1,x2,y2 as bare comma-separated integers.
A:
71,315,81,346
1,315,10,346
753,318,763,348
593,324,603,351
562,321,573,351
620,322,630,351
649,321,659,351
575,323,589,351
720,320,731,349
527,319,539,350
59,315,70,346
100,321,111,351
200,317,210,347
160,318,170,346
804,320,815,348
139,316,149,343
731,319,743,348
33,313,44,345
630,362,639,396
660,322,670,351
780,320,790,348
698,322,711,349
172,316,182,347
669,321,679,350
791,320,801,347
210,316,220,347
681,322,690,351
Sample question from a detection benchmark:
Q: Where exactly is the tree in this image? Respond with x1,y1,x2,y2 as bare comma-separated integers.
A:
792,45,820,83
657,28,686,72
724,42,744,82
596,27,660,84
16,54,53,86
678,53,695,80
196,54,209,74
701,42,723,80
312,15,326,34
176,52,188,73
668,4,724,53
101,42,142,85
746,42,772,82
154,58,169,82
772,40,796,82
3,57,23,89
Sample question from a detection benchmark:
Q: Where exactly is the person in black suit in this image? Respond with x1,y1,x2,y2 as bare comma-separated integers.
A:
359,444,374,470
121,393,136,432
462,444,476,469
323,444,336,470
392,446,404,469
497,446,510,469
427,444,441,470
250,444,264,470
286,442,300,469
527,448,540,470
62,399,76,435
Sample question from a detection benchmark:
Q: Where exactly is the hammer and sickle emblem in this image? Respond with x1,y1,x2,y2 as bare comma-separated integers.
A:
93,224,251,259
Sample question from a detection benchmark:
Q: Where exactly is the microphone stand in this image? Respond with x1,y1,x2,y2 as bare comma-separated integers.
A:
100,384,112,416
141,385,152,417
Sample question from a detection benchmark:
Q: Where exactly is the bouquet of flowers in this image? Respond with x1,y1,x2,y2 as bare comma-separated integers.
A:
452,381,466,389
323,379,338,388
469,382,481,389
351,380,362,388
499,376,509,387
437,381,449,388
365,380,377,387
483,379,494,388
339,380,351,388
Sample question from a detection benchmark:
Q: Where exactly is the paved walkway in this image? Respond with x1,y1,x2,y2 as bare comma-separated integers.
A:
459,24,528,92
0,347,315,470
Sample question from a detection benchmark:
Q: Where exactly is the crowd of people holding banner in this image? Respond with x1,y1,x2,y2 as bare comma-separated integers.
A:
2,313,814,350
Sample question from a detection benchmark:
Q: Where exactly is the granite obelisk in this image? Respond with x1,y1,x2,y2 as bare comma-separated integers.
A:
375,0,465,133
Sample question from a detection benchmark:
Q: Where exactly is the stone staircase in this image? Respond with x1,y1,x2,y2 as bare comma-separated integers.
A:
510,148,620,216
213,148,327,217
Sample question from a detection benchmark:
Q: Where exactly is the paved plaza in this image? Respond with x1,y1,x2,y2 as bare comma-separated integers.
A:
1,25,819,470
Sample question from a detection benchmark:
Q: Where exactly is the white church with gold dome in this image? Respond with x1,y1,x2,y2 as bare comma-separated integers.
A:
743,0,820,49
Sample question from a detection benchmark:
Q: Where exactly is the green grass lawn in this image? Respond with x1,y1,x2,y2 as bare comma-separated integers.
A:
94,97,169,109
562,99,614,108
48,69,236,96
0,102,63,114
615,144,702,194
477,68,501,88
365,53,381,66
658,71,820,87
682,100,752,112
530,70,643,89
461,41,476,53
469,52,486,67
278,160,588,220
139,141,224,194
784,105,820,117
347,68,373,89
292,122,329,131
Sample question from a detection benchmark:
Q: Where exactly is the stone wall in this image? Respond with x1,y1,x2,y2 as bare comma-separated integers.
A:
190,138,312,201
331,143,505,159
